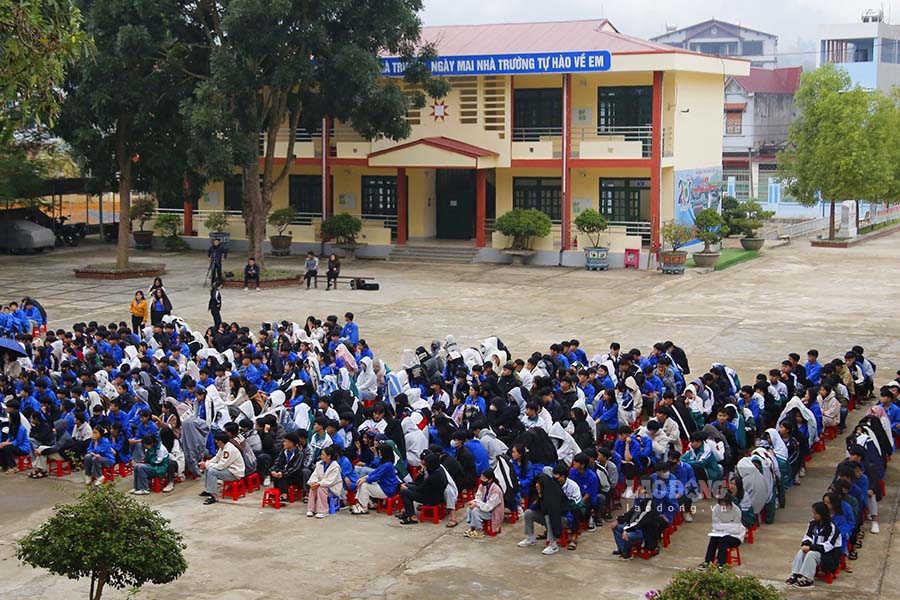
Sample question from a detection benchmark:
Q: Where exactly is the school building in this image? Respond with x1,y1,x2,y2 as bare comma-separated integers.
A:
199,19,749,266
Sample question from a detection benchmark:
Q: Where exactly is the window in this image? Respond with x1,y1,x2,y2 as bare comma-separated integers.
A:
223,175,243,212
725,111,742,135
742,41,763,56
513,88,562,140
289,175,322,215
882,39,898,63
597,86,652,155
513,177,561,222
599,179,647,222
361,176,397,215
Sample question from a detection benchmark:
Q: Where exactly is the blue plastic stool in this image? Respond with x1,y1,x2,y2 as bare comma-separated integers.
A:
328,494,341,514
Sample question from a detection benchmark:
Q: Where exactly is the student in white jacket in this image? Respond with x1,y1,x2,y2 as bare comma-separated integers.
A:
200,432,245,505
306,445,343,518
701,491,746,568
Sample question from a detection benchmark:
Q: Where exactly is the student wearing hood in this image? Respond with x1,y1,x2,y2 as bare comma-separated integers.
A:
549,421,581,467
609,487,661,560
397,452,447,524
487,397,522,445
401,416,428,469
518,466,575,555
472,419,508,468
735,456,769,527
351,443,400,514
764,427,791,507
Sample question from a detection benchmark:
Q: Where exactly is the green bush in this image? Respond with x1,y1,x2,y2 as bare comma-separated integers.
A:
321,213,363,245
694,208,726,252
660,221,694,251
204,210,230,233
494,208,552,250
722,196,774,238
573,208,609,248
267,207,296,236
154,213,187,250
129,198,156,231
647,568,783,600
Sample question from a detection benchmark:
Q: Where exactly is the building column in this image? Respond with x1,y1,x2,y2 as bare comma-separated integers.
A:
322,116,331,218
650,70,663,257
475,169,486,247
397,167,407,245
183,200,193,236
562,73,572,249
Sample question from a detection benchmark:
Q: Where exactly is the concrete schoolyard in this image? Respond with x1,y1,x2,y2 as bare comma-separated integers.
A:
1,235,899,600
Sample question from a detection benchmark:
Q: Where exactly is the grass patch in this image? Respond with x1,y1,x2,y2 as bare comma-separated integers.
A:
685,248,759,271
225,269,299,281
858,216,900,235
80,263,165,273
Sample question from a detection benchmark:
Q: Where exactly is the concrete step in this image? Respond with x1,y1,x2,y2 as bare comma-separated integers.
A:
388,245,479,264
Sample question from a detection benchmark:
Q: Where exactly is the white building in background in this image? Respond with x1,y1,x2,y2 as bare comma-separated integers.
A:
651,19,778,69
818,9,900,93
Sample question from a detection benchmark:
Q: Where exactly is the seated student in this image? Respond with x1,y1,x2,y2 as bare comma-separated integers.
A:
132,434,175,495
568,452,599,534
351,443,400,514
68,411,93,463
199,431,246,505
614,425,652,498
463,469,504,539
511,443,544,504
609,487,660,560
243,257,260,291
82,425,115,486
27,411,57,479
682,432,722,494
830,480,860,561
309,416,333,463
668,450,697,521
649,461,680,527
397,453,448,525
592,389,620,438
108,422,132,467
518,465,578,556
270,431,309,500
0,411,31,471
823,492,853,571
306,444,343,518
336,445,358,500
129,409,159,462
786,502,842,589
700,491,746,569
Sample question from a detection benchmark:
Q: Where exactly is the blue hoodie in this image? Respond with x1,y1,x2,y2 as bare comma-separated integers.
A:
366,462,399,496
568,466,599,505
338,456,358,491
465,439,490,475
86,436,116,464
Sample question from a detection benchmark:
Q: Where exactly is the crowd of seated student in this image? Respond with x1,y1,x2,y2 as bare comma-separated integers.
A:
1,301,897,573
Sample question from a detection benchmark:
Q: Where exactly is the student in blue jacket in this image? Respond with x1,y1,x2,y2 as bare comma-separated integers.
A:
0,411,31,471
108,422,132,466
83,425,116,485
352,444,400,514
592,389,620,437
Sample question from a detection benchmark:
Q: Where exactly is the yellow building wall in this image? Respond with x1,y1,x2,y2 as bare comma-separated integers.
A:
671,72,726,171
408,169,436,239
661,167,675,223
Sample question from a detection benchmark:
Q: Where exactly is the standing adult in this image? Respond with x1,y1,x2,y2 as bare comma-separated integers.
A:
207,237,228,284
149,288,172,326
208,280,223,328
129,290,148,334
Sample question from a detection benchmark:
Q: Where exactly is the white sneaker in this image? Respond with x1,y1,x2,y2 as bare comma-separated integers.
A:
93,478,103,486
263,476,271,487
684,513,694,523
542,543,560,555
243,287,248,291
623,487,635,499
255,288,260,291
83,475,91,485
162,483,174,493
517,537,536,547
871,521,880,534
306,511,314,517
134,489,150,495
315,513,326,519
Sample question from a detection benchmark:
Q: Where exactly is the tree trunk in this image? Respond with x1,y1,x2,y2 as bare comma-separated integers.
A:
855,199,860,232
828,201,836,240
114,114,134,269
242,159,269,269
92,573,107,600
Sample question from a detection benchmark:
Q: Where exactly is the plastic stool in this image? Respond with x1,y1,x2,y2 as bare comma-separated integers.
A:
328,494,341,514
419,504,446,524
345,489,357,507
150,477,163,493
288,485,303,503
222,479,246,501
261,487,281,509
244,472,261,493
504,509,519,524
17,455,32,471
482,520,501,537
825,425,838,440
116,461,133,477
48,458,72,477
102,467,116,483
726,545,742,566
624,248,640,269
377,494,402,516
879,479,886,498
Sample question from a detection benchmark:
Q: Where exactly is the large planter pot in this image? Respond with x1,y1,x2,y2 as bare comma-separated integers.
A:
270,235,292,256
209,231,230,251
584,246,609,271
659,250,687,275
693,251,720,269
132,230,154,250
501,248,535,266
740,237,765,251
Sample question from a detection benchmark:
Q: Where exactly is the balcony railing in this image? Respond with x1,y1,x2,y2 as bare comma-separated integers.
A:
513,125,654,158
572,125,652,158
512,127,563,142
361,213,398,237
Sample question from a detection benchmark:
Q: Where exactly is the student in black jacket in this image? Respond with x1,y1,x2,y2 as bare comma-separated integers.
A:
610,489,664,560
208,281,223,328
786,502,842,588
243,258,260,291
397,453,448,524
270,432,311,500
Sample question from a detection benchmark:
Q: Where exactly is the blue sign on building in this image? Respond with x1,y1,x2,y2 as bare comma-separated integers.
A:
382,51,612,77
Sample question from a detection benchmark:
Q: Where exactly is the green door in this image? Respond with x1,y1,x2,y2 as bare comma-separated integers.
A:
436,169,476,239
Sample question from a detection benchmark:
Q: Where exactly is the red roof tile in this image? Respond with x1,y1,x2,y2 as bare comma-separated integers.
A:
368,136,497,159
724,102,747,111
733,67,802,95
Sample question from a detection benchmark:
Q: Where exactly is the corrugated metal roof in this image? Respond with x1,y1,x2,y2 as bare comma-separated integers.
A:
733,67,802,94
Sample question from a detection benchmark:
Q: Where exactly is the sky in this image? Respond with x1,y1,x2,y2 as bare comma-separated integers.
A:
420,0,898,68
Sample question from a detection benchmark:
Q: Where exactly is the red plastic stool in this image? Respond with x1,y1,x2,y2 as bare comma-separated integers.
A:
460,488,476,502
825,425,838,440
745,524,756,544
48,458,72,477
244,472,261,493
482,520,501,537
726,545,742,566
261,487,281,509
149,477,163,493
288,485,303,503
346,489,357,507
662,524,674,548
419,504,446,524
624,248,640,269
377,494,403,516
222,479,246,501
116,461,133,477
879,479,886,498
504,509,519,524
408,466,421,480
813,439,826,453
17,455,32,471
102,467,116,483
815,567,835,584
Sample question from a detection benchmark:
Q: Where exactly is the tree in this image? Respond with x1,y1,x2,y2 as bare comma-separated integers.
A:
778,64,894,239
573,208,609,248
56,0,199,268
16,486,186,600
0,0,88,142
179,0,450,266
693,208,725,252
494,208,552,250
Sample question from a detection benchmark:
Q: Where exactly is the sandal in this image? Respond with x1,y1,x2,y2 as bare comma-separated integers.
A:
567,540,578,551
399,515,418,525
535,533,548,540
445,520,459,528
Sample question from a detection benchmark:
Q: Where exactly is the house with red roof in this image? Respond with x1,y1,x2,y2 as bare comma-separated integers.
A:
200,18,749,266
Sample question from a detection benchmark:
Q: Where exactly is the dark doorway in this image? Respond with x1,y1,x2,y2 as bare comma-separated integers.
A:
436,169,476,239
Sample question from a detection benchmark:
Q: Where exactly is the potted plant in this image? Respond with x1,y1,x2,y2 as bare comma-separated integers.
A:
574,208,610,271
154,213,187,251
722,196,774,251
494,208,552,265
267,207,296,256
659,221,693,275
692,208,726,268
130,198,156,249
320,213,363,256
204,211,231,247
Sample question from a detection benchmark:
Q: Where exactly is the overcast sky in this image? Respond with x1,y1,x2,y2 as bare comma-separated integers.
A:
420,0,897,66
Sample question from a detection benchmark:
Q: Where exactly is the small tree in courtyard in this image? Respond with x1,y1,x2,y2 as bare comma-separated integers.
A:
693,208,726,252
16,486,187,600
494,208,552,250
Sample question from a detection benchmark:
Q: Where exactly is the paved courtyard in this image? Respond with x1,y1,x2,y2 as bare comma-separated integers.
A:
1,235,899,600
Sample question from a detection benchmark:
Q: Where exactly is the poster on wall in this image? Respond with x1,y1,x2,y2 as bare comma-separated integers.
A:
572,197,593,216
337,193,356,210
201,191,219,210
674,166,723,225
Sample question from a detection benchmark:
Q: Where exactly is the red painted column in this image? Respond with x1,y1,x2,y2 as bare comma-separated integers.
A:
650,70,663,257
562,73,572,249
183,200,193,236
397,167,407,245
475,169,486,247
323,116,332,217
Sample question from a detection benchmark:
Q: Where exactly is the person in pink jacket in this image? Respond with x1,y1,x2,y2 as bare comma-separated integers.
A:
464,469,504,539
